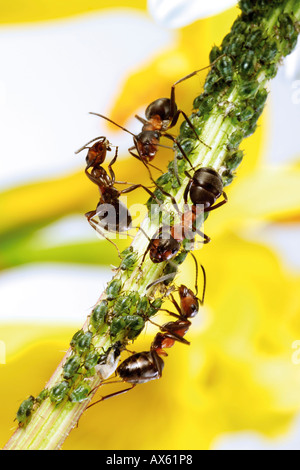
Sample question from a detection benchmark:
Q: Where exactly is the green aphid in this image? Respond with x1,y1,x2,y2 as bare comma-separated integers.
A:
63,354,81,380
125,315,145,339
120,251,138,271
137,296,150,316
70,383,91,403
222,170,235,187
227,130,244,150
260,40,278,64
120,246,133,258
239,80,259,99
227,34,245,57
76,331,93,355
238,105,255,122
204,70,220,94
90,301,108,330
110,316,126,337
239,0,254,14
113,295,132,316
84,350,99,371
16,396,35,425
49,381,70,405
225,150,244,171
245,29,263,49
70,330,85,349
232,19,248,35
106,279,122,301
36,388,49,404
156,172,172,186
253,88,268,113
240,50,256,76
217,55,234,83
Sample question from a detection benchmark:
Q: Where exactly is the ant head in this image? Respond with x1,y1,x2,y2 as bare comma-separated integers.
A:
86,140,109,168
136,130,160,161
145,98,177,122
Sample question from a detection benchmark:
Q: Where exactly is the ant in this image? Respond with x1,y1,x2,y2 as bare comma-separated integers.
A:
141,166,228,265
88,255,205,406
89,60,225,185
76,136,160,257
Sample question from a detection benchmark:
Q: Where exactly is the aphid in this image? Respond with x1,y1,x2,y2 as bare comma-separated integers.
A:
69,383,91,403
106,279,122,301
16,396,35,426
75,331,93,355
84,350,100,372
90,300,108,331
63,354,81,380
49,381,70,405
70,330,85,349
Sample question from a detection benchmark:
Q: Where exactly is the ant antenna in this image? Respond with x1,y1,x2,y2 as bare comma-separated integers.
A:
189,252,206,304
89,112,136,138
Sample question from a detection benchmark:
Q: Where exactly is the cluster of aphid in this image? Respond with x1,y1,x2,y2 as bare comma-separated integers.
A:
17,0,299,426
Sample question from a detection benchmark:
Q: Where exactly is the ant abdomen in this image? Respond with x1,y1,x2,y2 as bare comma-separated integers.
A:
95,199,132,233
117,351,164,384
145,98,176,122
189,167,223,208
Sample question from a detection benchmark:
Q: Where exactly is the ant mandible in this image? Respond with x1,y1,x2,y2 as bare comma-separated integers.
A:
88,256,206,405
89,60,225,185
76,136,160,257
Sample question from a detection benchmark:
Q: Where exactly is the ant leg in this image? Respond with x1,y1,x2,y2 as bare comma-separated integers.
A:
195,229,211,244
188,252,206,304
87,384,136,410
170,110,211,150
128,147,156,183
183,179,193,205
204,191,228,213
148,318,190,345
163,133,194,172
85,211,122,258
119,183,163,207
107,147,119,184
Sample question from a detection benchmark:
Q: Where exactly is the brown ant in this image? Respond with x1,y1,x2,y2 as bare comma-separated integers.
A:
88,60,227,185
76,137,160,257
88,256,205,405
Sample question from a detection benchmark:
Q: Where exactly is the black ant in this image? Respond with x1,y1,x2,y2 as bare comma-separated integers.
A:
75,136,160,257
88,256,205,405
88,61,226,185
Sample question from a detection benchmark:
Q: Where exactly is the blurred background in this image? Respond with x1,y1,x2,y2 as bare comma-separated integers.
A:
1,0,300,450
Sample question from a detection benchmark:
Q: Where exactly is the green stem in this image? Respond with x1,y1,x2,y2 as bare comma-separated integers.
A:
4,0,300,451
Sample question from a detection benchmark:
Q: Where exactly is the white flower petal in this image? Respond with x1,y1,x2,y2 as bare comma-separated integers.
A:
148,0,237,29
284,38,300,81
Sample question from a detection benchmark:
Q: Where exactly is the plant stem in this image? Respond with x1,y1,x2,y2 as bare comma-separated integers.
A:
4,0,300,450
